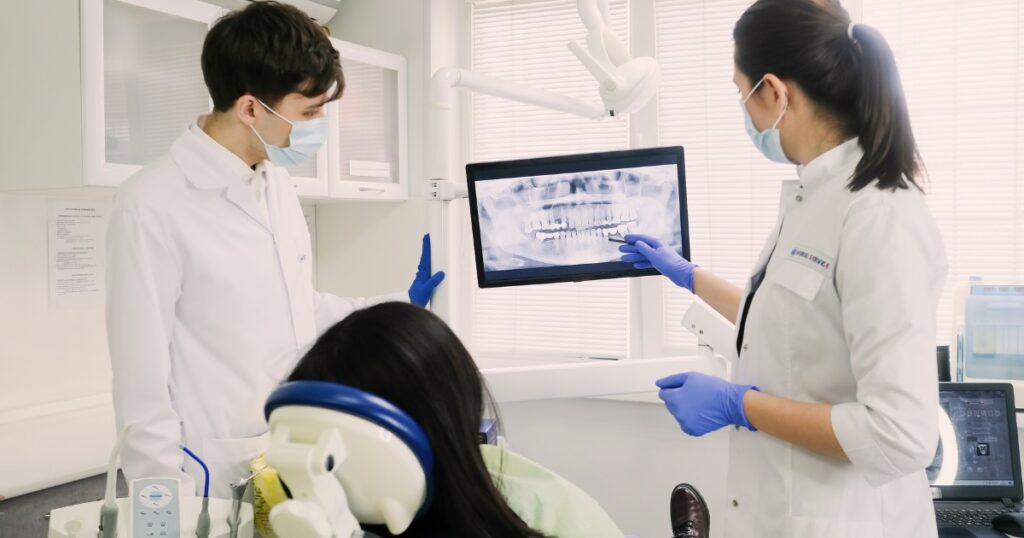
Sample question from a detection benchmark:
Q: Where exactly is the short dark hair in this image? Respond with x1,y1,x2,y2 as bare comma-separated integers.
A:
201,1,343,112
734,0,921,192
288,303,548,537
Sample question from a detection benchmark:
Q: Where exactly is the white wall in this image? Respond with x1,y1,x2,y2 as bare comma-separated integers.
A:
501,398,729,538
0,190,119,499
0,0,121,500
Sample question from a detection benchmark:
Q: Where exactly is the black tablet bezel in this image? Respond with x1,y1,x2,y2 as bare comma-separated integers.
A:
933,382,1023,502
466,146,689,289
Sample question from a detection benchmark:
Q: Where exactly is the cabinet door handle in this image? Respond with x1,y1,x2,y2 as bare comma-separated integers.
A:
358,187,387,194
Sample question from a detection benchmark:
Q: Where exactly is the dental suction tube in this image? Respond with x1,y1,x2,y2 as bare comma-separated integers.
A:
98,423,133,538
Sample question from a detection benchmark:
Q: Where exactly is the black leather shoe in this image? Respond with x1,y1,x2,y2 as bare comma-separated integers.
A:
670,483,709,538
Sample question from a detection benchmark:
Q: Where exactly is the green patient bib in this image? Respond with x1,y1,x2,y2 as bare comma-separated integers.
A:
480,445,625,538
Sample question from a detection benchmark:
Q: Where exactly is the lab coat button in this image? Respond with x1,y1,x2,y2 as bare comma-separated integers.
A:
795,194,804,202
732,499,739,507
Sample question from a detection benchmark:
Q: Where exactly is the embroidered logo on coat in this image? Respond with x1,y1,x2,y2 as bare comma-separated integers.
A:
790,247,832,271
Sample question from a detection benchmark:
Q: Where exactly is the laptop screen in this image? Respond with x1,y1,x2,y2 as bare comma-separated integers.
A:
929,385,1021,501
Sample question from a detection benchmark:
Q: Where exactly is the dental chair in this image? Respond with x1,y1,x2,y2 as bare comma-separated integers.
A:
263,381,436,538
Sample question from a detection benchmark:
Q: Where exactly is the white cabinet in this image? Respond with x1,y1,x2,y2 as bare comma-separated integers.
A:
325,39,409,202
81,0,223,187
0,0,405,202
287,137,331,198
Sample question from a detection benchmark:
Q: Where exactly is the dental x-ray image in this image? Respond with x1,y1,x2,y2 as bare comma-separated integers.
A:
467,147,688,287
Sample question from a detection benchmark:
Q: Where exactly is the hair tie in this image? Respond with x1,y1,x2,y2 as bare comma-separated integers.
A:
847,22,857,41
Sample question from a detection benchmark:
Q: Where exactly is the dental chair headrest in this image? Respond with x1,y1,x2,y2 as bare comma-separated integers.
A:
265,381,435,521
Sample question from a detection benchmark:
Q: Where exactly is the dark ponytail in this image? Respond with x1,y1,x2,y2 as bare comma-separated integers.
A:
849,23,921,191
734,0,922,191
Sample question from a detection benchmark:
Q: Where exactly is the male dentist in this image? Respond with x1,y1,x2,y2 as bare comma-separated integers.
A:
106,1,444,498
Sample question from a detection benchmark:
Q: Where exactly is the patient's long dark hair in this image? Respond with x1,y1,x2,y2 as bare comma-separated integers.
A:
288,302,546,538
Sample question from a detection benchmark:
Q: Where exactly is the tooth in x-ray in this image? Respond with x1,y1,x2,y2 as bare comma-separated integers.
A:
476,165,681,270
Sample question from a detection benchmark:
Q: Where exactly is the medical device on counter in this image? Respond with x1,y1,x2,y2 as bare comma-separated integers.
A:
466,146,689,288
953,281,1024,409
47,426,254,538
129,477,182,537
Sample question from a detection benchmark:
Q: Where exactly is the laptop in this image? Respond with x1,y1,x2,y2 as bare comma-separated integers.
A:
933,383,1023,537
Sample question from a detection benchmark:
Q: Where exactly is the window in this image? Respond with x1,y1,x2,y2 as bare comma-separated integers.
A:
464,0,1024,357
655,0,791,349
858,0,1024,345
465,0,632,359
655,0,1024,348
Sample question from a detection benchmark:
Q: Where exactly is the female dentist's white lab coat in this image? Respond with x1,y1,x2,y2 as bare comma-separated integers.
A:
106,123,403,498
724,139,947,537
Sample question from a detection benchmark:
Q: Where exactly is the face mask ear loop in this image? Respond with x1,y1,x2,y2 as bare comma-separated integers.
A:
744,76,787,130
770,99,788,129
742,76,766,105
249,124,269,146
255,98,294,126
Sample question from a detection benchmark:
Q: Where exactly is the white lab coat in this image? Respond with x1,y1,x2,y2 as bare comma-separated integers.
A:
106,123,405,498
724,139,947,537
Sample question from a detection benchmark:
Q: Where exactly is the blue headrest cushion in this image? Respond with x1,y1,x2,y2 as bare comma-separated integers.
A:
265,380,435,517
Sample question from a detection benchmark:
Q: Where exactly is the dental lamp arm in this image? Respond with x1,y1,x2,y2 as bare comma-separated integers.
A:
572,0,630,80
568,41,622,91
431,67,606,122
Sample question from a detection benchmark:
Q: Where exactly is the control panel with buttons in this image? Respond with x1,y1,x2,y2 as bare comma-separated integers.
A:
129,477,181,538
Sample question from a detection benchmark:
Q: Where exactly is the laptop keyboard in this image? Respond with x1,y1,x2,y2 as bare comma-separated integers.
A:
936,508,1008,527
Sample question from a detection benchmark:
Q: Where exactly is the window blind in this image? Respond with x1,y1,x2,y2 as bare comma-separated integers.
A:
860,0,1024,345
466,0,632,358
655,0,791,348
657,0,1024,349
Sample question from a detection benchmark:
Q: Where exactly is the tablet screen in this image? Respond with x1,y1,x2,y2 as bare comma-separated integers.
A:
467,147,689,288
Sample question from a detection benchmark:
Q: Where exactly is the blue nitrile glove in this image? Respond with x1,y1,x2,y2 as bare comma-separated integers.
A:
618,234,697,291
409,234,446,307
655,371,759,436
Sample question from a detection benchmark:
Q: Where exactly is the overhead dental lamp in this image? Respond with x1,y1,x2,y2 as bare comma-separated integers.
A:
570,0,660,117
430,0,658,123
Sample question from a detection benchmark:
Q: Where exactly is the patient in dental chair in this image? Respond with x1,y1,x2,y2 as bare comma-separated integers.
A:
284,301,624,538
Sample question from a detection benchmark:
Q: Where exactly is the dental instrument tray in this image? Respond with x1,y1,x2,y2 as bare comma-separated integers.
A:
467,146,689,288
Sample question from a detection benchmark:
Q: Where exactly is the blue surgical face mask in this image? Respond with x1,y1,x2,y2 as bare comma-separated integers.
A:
250,99,328,167
741,77,792,164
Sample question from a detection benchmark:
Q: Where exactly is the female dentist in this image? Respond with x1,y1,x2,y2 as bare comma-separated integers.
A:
621,1,947,536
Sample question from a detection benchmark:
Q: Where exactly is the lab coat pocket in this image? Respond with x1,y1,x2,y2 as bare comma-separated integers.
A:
773,259,826,301
201,432,270,497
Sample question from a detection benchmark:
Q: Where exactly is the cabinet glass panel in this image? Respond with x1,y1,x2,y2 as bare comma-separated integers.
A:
284,155,319,179
104,0,210,166
335,58,399,184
